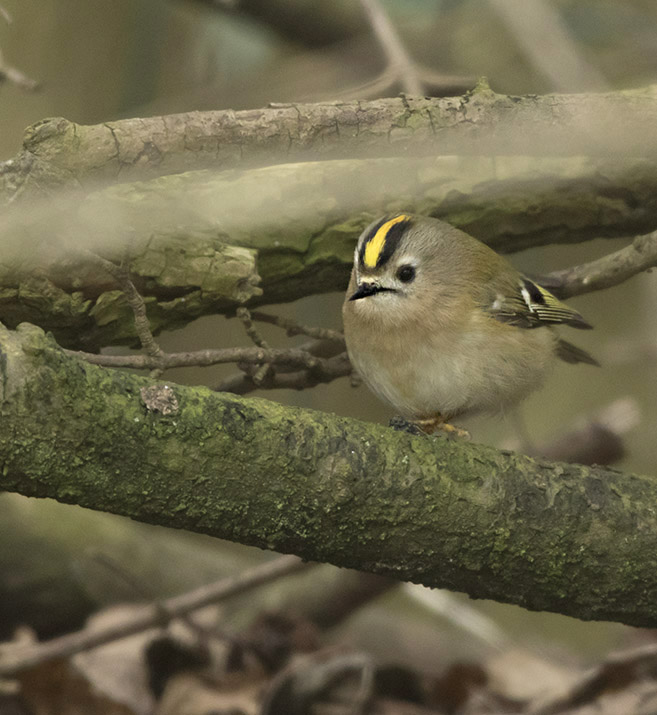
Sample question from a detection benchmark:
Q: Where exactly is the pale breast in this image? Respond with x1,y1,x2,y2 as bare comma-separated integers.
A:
345,312,557,420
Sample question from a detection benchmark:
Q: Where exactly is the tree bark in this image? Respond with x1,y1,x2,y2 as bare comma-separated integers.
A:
3,155,655,349
2,322,656,628
2,84,656,203
4,85,657,349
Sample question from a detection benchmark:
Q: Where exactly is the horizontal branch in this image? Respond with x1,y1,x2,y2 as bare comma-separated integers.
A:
3,155,657,349
2,322,657,628
3,84,657,202
184,0,368,47
63,346,329,371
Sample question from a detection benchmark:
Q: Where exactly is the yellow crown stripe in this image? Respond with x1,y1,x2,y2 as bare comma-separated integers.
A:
363,214,410,268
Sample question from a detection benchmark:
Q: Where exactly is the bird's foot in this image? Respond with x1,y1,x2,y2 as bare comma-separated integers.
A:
415,416,471,440
389,415,470,440
388,416,426,436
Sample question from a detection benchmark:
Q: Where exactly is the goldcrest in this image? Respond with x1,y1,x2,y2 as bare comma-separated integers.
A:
342,214,597,434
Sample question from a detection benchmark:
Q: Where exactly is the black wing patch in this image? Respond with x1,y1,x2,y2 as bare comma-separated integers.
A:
489,277,593,330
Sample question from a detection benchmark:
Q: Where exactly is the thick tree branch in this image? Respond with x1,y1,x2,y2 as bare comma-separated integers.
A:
3,154,656,350
2,322,657,628
3,85,657,202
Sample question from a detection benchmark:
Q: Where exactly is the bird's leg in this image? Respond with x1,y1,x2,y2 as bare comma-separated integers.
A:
414,414,471,440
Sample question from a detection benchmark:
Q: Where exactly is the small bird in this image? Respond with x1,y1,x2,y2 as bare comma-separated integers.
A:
342,214,598,436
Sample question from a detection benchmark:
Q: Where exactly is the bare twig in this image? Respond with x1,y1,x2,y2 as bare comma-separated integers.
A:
63,301,351,391
0,64,39,90
404,584,511,650
352,0,475,100
0,8,40,92
487,0,608,91
0,45,39,91
236,306,270,349
249,310,344,343
64,346,324,371
236,306,274,385
534,398,640,467
0,554,310,677
215,353,352,394
530,642,657,715
540,229,657,299
359,0,422,95
83,251,164,364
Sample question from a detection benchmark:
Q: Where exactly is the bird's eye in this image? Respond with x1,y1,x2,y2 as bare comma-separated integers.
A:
396,265,416,283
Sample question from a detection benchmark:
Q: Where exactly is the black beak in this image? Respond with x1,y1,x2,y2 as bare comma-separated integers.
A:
349,283,393,301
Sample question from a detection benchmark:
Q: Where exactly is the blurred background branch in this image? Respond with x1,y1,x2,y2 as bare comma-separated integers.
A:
487,0,609,91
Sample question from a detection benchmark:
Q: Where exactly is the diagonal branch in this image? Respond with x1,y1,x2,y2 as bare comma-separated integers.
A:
359,0,422,95
0,7,40,92
82,250,164,361
0,555,309,677
541,229,657,298
487,0,608,92
2,322,657,629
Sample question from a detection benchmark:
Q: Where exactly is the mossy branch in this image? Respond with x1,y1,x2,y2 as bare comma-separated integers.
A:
1,322,656,628
2,155,656,349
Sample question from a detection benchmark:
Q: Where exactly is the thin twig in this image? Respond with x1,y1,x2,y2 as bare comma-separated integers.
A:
214,353,352,394
0,4,11,24
0,64,40,91
249,310,344,343
359,0,422,95
64,346,324,371
529,642,657,715
83,250,164,362
0,44,39,91
540,229,657,298
0,8,40,92
236,306,275,385
236,306,270,349
0,554,310,677
487,0,608,91
404,584,511,651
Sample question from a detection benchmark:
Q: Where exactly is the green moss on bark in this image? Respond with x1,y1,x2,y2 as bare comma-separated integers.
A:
1,323,657,626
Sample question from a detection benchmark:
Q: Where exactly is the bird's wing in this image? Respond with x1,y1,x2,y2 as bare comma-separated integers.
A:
487,277,592,330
